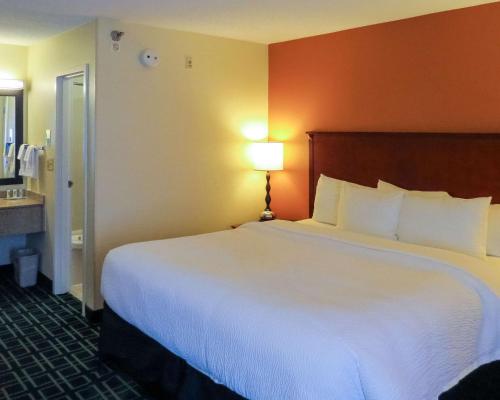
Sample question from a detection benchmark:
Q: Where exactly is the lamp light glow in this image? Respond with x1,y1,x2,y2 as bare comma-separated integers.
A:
242,122,268,140
0,79,24,90
251,142,284,171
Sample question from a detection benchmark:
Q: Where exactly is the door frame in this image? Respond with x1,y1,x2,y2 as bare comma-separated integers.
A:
53,65,94,315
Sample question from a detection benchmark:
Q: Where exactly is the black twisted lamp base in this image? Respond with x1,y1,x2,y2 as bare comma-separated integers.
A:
260,171,275,221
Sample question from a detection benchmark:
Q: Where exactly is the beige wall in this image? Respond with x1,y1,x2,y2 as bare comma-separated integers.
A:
26,21,96,278
93,19,268,308
6,18,268,310
0,43,27,80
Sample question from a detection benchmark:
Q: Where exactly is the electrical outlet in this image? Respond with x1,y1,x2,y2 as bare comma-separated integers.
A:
185,55,193,69
46,159,54,171
112,42,120,53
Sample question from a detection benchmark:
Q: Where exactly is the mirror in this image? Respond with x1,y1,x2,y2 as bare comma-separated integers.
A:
0,89,23,185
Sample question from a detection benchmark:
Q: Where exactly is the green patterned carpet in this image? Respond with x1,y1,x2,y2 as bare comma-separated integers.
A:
0,269,152,400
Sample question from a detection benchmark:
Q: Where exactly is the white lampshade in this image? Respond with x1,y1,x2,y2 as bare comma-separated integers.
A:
251,142,284,171
0,79,24,90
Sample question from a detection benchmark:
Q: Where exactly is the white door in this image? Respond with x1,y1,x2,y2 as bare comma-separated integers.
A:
53,66,93,317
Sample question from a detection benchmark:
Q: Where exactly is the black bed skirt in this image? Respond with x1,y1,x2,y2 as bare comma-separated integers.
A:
99,303,245,399
99,303,500,400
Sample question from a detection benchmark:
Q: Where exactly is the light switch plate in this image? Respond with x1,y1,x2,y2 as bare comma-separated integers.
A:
46,159,54,171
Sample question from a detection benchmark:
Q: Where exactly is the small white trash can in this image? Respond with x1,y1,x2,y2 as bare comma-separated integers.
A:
13,248,40,288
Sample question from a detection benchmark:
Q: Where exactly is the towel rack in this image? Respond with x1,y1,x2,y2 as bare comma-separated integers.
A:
19,144,45,151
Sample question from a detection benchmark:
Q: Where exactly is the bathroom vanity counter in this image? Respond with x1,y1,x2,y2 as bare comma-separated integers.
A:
0,192,45,236
0,196,44,209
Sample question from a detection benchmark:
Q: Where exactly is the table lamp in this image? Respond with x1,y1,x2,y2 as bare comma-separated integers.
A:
251,142,284,221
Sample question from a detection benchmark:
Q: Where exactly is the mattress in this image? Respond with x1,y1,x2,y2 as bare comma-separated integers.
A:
101,220,500,400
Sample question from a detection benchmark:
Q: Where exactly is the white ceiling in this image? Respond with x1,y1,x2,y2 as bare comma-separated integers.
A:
0,0,497,46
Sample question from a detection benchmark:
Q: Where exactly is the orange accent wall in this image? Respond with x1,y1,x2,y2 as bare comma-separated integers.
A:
268,2,500,220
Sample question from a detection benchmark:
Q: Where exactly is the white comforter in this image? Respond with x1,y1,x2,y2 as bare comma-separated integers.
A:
101,220,500,400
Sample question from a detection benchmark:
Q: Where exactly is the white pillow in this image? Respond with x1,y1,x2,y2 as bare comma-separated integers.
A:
312,174,342,225
337,183,404,240
378,180,449,198
397,195,491,258
487,204,500,257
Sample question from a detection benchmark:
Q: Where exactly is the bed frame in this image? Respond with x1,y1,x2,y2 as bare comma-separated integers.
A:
308,131,500,216
100,131,500,400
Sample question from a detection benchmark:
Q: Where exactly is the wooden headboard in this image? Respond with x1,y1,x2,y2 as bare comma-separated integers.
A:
308,131,500,216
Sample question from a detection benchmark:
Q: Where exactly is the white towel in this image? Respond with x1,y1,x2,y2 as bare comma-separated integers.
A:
6,143,15,174
17,144,28,160
23,145,34,162
17,144,28,175
3,143,14,174
7,143,14,158
21,145,39,179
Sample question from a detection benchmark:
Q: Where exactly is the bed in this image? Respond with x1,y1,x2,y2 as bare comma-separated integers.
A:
99,131,500,399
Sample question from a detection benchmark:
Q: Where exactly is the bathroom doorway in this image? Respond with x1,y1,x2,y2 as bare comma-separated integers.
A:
67,74,84,300
53,65,94,316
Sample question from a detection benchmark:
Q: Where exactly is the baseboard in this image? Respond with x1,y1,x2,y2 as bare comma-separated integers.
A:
85,306,103,324
37,272,53,292
0,264,53,291
0,264,13,274
3,266,101,325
